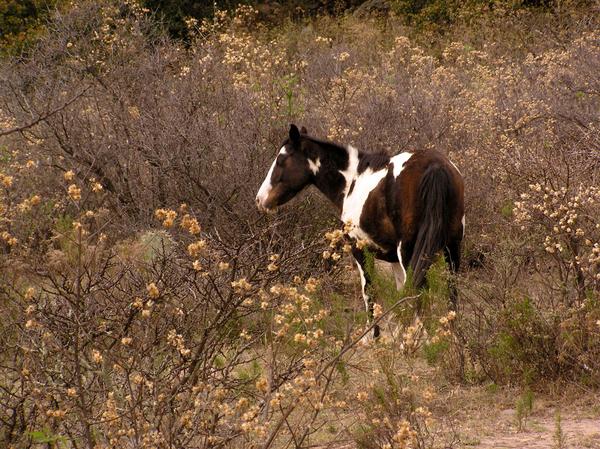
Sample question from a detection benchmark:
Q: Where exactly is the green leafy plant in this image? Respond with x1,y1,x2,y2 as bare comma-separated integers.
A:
515,388,534,431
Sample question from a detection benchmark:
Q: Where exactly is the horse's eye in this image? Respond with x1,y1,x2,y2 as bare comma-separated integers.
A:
276,155,286,166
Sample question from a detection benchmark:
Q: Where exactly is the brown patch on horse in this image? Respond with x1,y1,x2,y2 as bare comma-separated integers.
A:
359,168,398,254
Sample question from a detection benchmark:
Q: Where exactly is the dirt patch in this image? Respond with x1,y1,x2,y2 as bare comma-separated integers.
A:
475,413,600,449
454,390,600,449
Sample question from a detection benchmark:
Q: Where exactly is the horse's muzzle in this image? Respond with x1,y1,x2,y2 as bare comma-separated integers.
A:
255,197,274,213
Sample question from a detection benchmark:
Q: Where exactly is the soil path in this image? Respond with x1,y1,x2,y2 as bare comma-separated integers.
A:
473,407,600,449
444,382,600,449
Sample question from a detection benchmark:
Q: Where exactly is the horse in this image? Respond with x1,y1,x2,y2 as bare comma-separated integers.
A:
256,124,464,337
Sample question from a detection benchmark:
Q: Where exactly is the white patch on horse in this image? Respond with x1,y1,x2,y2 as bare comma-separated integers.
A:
341,165,387,245
339,145,359,197
256,147,286,209
394,243,407,290
308,157,321,175
341,151,412,247
355,261,370,313
391,152,413,178
461,214,465,238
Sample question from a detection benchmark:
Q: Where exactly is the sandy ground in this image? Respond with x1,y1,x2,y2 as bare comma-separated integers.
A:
465,403,600,449
477,415,600,448
324,384,600,449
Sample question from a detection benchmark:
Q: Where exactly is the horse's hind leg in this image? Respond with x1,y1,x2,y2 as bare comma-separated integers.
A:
443,238,461,310
352,247,379,339
399,240,424,313
393,243,408,290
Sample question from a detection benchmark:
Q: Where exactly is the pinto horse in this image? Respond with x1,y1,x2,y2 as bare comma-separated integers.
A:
256,124,464,337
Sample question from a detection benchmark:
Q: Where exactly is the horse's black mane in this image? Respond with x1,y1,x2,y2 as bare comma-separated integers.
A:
302,135,350,169
304,135,347,153
304,135,390,170
357,151,390,173
293,134,391,173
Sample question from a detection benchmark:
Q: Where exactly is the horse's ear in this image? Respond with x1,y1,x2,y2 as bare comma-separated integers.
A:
300,126,308,134
289,124,301,145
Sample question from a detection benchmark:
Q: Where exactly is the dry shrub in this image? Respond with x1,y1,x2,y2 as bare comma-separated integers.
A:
0,1,334,279
349,305,460,449
0,175,367,447
0,177,446,447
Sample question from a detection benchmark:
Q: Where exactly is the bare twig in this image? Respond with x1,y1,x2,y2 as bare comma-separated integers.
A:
0,87,90,137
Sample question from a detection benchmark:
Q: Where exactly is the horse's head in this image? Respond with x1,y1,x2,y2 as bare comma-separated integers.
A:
256,124,317,212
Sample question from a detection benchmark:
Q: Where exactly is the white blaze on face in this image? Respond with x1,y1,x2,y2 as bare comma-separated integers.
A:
256,147,286,210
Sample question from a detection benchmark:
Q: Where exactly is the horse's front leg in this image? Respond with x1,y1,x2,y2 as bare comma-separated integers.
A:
351,247,380,339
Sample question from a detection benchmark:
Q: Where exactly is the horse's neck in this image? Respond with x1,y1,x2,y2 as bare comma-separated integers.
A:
312,144,359,211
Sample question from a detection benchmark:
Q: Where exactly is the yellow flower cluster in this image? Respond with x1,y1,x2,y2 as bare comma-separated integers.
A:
146,282,160,299
269,283,328,343
305,277,319,293
401,317,424,355
90,178,103,193
24,287,35,300
315,35,333,45
18,194,41,212
45,409,66,419
180,214,201,235
267,253,279,271
92,349,103,363
325,229,344,247
167,329,191,356
187,240,207,257
514,183,599,281
0,173,13,188
231,277,252,292
390,419,417,449
155,208,177,228
67,184,81,201
430,311,457,344
323,228,349,261
1,230,17,246
63,170,75,181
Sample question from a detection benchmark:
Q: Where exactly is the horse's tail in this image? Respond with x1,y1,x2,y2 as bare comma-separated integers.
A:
409,163,451,289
